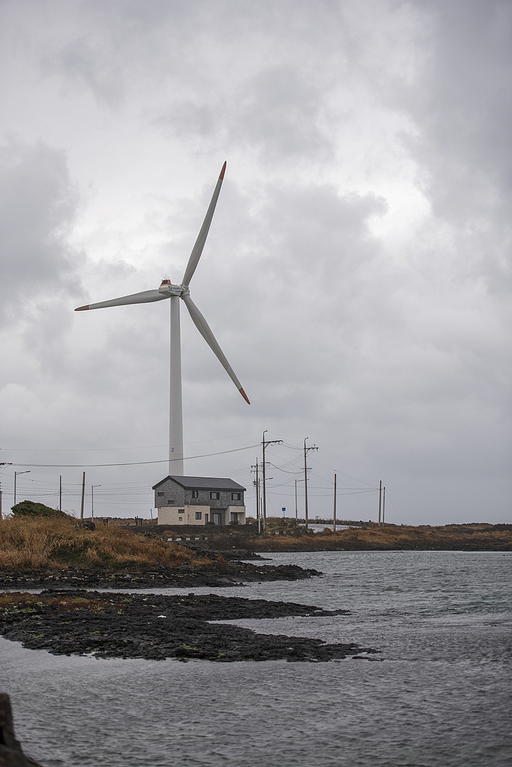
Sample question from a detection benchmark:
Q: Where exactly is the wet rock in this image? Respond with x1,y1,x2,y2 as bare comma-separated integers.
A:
0,562,321,591
0,693,44,767
0,590,378,663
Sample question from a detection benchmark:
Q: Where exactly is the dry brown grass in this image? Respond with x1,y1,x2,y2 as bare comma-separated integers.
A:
245,523,512,551
0,516,210,571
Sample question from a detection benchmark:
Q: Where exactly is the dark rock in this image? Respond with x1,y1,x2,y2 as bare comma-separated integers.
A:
0,693,44,766
0,590,378,664
0,562,321,591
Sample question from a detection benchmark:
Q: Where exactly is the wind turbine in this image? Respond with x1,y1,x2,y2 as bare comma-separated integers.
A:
75,162,249,476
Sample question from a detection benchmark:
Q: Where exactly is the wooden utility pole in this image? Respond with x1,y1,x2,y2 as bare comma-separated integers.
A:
333,473,337,532
382,486,386,524
59,475,62,512
252,459,261,532
80,472,86,521
303,438,318,530
261,431,282,532
378,480,382,526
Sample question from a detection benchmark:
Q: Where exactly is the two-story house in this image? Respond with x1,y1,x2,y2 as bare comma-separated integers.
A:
153,476,246,526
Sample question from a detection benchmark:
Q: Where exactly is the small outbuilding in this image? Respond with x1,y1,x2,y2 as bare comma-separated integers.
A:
153,475,246,526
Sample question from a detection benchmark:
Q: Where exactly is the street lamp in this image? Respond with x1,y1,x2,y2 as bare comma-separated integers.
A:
0,462,13,520
13,470,30,507
91,485,101,519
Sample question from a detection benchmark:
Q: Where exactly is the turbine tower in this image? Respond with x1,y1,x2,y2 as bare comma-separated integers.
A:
75,162,249,476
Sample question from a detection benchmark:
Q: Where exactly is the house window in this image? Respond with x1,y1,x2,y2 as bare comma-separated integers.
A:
205,514,208,523
192,490,199,498
231,492,241,501
178,517,183,522
157,492,164,497
178,509,184,514
210,492,220,500
195,512,202,520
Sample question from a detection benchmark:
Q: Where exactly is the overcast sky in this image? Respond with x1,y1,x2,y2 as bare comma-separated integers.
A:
0,0,510,525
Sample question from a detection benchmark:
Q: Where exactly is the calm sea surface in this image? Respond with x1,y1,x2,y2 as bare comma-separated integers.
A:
1,550,511,766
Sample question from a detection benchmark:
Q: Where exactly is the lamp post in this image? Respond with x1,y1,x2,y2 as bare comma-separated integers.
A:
91,485,101,519
303,438,318,530
13,471,30,507
0,462,13,519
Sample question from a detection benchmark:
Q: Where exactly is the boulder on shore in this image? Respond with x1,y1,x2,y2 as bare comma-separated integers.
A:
0,692,44,767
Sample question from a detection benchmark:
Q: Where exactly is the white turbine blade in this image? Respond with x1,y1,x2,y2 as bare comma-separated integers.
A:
182,293,250,404
75,289,169,311
181,162,226,287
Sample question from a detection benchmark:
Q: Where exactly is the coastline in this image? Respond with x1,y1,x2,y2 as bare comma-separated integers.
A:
0,589,378,662
0,560,319,590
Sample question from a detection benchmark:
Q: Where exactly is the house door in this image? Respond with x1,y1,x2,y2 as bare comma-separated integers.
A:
211,512,223,525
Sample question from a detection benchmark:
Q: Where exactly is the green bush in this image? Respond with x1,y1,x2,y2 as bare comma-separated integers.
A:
11,500,70,518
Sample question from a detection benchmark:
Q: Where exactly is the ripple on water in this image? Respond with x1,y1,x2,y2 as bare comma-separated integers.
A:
1,550,511,767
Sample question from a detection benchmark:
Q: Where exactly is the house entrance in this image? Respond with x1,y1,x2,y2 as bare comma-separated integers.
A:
211,511,223,525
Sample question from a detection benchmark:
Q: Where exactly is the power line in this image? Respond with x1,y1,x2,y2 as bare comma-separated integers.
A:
8,443,260,469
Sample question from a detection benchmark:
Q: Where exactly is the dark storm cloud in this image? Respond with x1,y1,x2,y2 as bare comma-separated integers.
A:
403,0,512,295
0,140,83,327
411,0,512,216
0,0,509,522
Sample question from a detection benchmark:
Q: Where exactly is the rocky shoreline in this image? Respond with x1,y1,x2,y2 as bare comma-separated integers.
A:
0,561,320,590
0,589,379,663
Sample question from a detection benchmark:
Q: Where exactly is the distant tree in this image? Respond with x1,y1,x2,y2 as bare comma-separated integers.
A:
11,500,71,518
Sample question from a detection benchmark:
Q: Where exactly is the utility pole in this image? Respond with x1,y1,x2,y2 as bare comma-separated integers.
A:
378,480,382,526
333,473,337,532
80,472,86,522
261,430,282,533
251,459,261,532
303,438,318,530
382,486,386,525
59,475,62,512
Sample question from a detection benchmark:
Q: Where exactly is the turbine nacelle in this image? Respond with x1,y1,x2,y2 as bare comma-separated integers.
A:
158,279,183,297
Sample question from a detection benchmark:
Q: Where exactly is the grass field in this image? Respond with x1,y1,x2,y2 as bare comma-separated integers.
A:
0,515,210,570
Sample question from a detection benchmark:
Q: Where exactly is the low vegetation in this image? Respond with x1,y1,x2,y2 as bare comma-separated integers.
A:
0,515,211,571
209,520,512,552
10,500,70,518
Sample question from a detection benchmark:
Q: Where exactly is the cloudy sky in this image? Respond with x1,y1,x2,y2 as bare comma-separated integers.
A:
0,0,510,525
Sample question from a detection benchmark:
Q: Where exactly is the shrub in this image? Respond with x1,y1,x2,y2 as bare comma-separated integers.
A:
11,500,70,518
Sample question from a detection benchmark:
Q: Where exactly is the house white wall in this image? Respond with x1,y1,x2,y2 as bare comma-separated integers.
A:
227,506,246,524
158,505,210,526
157,504,246,526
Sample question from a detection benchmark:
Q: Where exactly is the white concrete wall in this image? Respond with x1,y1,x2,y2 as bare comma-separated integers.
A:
158,505,210,525
227,505,246,524
158,504,246,526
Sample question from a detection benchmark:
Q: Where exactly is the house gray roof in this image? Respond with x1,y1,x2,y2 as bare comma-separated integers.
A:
152,475,246,492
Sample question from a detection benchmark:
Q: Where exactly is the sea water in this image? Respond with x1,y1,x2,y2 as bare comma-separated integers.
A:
1,550,511,766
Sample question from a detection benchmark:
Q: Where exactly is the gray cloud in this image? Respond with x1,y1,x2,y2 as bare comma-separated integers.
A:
0,0,509,523
0,140,83,327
